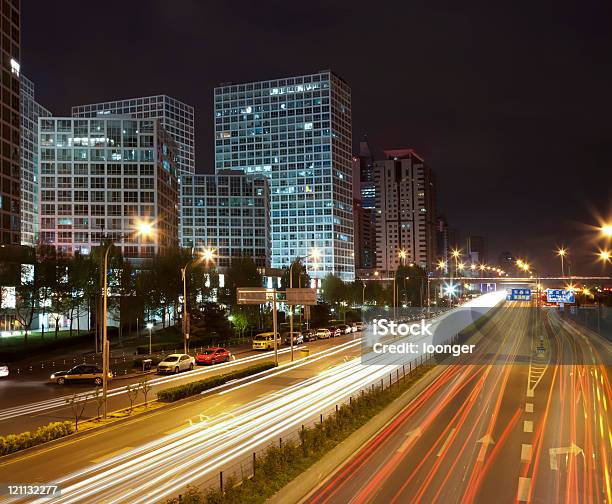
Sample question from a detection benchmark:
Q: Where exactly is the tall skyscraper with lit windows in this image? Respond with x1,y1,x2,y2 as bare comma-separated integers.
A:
72,95,194,176
214,70,354,281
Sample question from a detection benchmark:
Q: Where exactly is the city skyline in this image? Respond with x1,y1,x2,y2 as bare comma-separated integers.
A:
20,1,611,274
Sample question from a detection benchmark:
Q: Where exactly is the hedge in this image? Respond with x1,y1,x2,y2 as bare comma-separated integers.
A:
136,343,183,355
166,364,433,504
0,421,74,457
157,362,277,402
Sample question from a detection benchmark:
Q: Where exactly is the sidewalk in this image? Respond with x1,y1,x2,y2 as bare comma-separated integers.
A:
267,364,447,504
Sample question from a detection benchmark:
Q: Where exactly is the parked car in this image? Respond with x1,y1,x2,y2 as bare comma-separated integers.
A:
50,364,113,385
337,324,352,334
157,354,195,374
328,326,342,337
283,331,304,345
0,363,8,378
252,332,281,350
316,328,331,339
196,347,232,365
303,329,318,342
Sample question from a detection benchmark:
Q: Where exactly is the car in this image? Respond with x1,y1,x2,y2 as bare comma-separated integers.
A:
50,364,113,385
157,354,195,374
337,324,352,334
195,347,232,365
283,331,304,345
252,332,282,350
354,322,364,332
316,328,331,339
0,363,8,378
327,326,342,337
302,329,318,342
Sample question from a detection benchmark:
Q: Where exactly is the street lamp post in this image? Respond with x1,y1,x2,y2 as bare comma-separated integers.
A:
147,322,153,354
289,260,296,362
557,248,567,278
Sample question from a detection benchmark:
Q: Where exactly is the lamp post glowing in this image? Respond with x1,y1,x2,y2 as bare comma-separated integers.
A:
181,247,215,354
147,322,153,355
599,249,611,264
601,224,612,238
102,220,154,419
557,248,567,278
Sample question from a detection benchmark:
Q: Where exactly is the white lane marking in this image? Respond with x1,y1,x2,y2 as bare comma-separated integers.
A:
520,443,532,462
476,434,495,462
549,444,583,471
437,428,456,457
525,402,533,413
526,389,534,397
396,428,423,454
517,477,531,501
523,420,533,433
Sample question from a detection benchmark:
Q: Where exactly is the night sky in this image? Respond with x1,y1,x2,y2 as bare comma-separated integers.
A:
22,1,612,275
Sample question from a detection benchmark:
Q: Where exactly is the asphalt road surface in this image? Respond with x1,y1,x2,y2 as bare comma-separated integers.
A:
305,302,612,504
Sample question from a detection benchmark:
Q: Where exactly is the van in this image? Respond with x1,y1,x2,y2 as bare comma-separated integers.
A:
252,332,281,350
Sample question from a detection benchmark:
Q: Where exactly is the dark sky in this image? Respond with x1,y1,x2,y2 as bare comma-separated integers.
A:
22,0,612,275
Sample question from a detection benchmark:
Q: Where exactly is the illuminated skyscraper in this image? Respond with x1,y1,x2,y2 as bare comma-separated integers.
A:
214,70,354,280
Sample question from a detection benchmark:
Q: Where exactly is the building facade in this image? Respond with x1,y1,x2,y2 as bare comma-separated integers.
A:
72,95,194,176
0,0,21,245
37,117,179,257
180,171,270,268
374,149,437,273
213,70,354,281
466,235,486,264
20,76,51,247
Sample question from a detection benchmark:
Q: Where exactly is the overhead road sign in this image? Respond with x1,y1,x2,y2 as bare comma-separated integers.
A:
507,288,531,301
285,288,317,305
237,287,276,305
546,289,575,304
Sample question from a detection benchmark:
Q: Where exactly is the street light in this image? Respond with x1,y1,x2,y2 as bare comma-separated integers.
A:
557,248,567,278
146,322,153,355
600,224,612,238
181,247,216,354
101,220,154,419
598,249,611,263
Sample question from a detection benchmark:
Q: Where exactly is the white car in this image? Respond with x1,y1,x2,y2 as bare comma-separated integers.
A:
157,354,195,374
0,363,8,378
316,328,331,339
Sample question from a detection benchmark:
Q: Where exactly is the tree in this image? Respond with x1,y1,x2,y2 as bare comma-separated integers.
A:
396,264,427,307
321,274,347,307
280,258,311,289
37,245,60,340
66,392,89,431
229,310,249,339
139,376,152,407
219,257,262,308
126,384,139,413
14,264,39,342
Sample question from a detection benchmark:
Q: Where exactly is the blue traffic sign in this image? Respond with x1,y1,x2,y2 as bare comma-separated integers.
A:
507,288,532,301
546,289,575,304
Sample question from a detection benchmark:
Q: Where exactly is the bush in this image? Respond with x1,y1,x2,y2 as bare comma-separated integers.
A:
157,362,276,402
0,421,74,456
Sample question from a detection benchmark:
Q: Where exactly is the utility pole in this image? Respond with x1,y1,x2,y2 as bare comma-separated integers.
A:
289,263,295,361
272,289,278,366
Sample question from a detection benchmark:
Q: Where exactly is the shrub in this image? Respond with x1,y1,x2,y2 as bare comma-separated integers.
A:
157,362,276,402
0,421,74,456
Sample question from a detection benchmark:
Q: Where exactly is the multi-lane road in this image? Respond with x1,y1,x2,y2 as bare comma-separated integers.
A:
306,302,612,504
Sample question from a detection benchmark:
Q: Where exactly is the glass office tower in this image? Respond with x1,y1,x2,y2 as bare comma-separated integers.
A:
214,70,354,281
20,76,51,246
72,95,194,176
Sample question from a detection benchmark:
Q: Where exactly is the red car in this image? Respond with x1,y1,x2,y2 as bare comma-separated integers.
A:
195,347,232,365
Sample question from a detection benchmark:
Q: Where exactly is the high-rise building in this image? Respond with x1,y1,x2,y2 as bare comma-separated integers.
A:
180,171,270,268
355,137,375,209
72,95,194,176
374,149,437,273
37,117,179,257
214,70,354,281
436,215,449,264
20,76,51,247
466,235,486,264
0,0,21,245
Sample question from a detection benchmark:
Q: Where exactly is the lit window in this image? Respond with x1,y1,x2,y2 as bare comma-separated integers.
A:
10,58,20,76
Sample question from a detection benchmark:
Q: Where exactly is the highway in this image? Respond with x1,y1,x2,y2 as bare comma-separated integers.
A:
0,333,361,435
305,302,612,504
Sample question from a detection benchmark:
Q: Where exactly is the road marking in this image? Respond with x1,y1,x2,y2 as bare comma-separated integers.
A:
525,402,533,413
523,420,533,433
549,443,583,471
476,434,495,462
521,443,532,462
91,446,133,464
526,389,534,397
437,428,456,457
517,477,531,501
396,427,423,454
